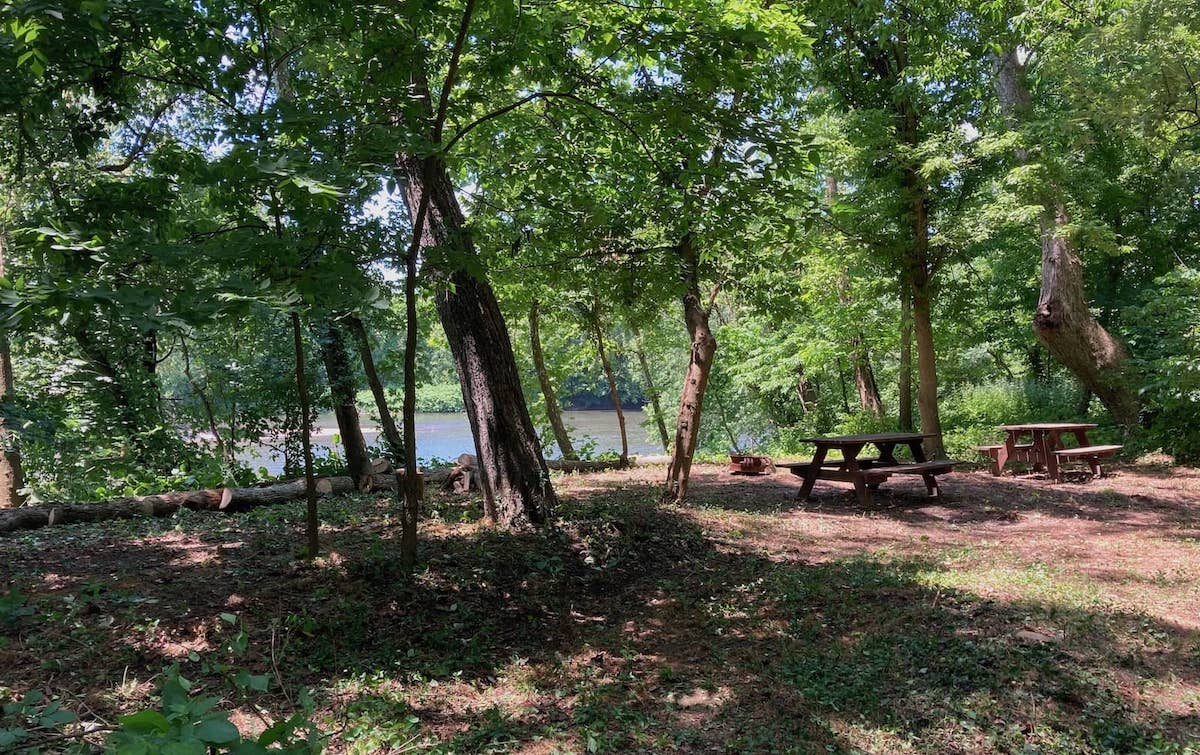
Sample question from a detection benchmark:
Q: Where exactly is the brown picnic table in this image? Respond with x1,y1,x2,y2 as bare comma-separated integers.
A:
979,423,1121,482
776,432,956,506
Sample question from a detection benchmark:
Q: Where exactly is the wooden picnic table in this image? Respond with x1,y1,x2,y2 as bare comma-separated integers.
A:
986,422,1117,482
776,432,955,506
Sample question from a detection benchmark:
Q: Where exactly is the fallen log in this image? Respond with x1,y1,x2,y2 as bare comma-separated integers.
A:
2,475,361,534
217,476,357,511
0,457,629,535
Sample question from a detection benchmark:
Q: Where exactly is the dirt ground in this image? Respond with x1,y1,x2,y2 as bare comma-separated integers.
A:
1,461,1198,753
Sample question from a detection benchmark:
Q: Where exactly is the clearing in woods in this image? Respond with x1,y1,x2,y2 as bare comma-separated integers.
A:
1,463,1198,753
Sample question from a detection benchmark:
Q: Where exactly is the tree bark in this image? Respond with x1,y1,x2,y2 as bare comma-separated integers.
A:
314,321,372,485
633,332,671,452
347,316,404,463
992,48,1139,432
528,300,577,460
400,217,420,571
397,153,554,530
291,313,320,558
853,343,885,416
664,235,717,503
589,304,628,466
898,94,946,459
911,272,946,457
0,231,25,508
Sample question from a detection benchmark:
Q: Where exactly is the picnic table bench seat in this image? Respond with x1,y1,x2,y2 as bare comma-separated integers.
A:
779,454,956,501
1053,444,1122,478
1053,444,1122,459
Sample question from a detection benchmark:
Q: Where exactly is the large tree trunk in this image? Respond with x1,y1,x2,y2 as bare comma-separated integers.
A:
899,276,914,432
397,153,554,530
633,332,671,452
992,48,1139,432
911,272,945,458
399,216,421,570
0,233,24,508
590,305,628,466
314,321,372,485
898,96,946,459
347,316,404,463
528,300,577,460
664,235,717,503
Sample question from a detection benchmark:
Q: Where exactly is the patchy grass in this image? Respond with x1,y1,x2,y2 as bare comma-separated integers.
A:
1,464,1199,753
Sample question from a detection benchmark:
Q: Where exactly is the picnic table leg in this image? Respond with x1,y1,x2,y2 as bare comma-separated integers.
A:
1044,430,1064,482
994,431,1017,476
844,443,871,506
876,442,899,465
852,476,872,506
797,446,827,501
922,474,940,497
907,440,927,463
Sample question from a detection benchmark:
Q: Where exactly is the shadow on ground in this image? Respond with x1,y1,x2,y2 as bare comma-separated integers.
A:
1,473,1198,753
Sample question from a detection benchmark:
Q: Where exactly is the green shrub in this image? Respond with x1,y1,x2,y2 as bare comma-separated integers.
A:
1127,268,1200,463
939,379,1081,459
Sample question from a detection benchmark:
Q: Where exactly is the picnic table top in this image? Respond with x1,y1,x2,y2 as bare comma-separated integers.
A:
797,432,937,447
999,422,1098,432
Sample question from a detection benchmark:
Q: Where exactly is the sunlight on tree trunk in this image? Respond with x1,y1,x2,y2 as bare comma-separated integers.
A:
665,235,717,504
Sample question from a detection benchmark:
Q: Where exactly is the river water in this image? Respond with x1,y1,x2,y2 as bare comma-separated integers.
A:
238,409,663,475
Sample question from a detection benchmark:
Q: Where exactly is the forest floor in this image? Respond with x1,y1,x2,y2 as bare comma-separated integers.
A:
1,461,1199,753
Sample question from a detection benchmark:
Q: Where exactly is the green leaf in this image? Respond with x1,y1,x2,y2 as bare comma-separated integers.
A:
119,709,171,734
193,716,240,744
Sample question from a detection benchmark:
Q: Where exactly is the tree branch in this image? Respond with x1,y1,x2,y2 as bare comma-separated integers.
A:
433,0,479,144
98,97,179,172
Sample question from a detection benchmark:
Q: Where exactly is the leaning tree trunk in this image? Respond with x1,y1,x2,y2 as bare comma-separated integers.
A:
314,321,373,485
665,235,717,504
0,233,24,508
347,316,405,463
992,48,1139,432
528,300,577,460
590,305,628,466
397,153,554,529
633,332,671,452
